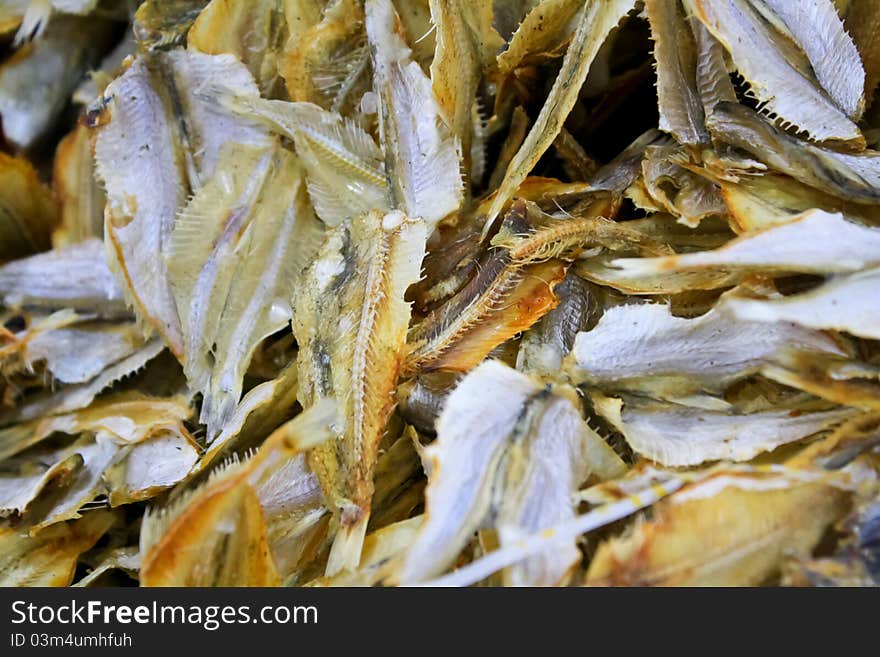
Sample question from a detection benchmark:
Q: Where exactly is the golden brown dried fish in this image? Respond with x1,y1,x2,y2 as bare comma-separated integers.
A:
0,510,119,587
294,209,426,574
281,0,368,112
188,0,292,98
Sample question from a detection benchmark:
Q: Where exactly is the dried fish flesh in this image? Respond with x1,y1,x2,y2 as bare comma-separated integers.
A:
1,0,879,590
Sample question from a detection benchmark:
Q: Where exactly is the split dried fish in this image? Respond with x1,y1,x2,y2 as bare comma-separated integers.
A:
2,0,880,589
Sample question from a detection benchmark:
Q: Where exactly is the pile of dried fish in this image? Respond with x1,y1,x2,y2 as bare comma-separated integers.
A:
1,0,879,587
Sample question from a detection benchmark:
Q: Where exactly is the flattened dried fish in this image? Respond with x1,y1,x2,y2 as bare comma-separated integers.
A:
0,510,118,587
294,209,426,574
0,238,125,317
397,361,619,586
52,125,104,247
707,103,880,202
645,0,708,145
281,0,368,112
168,142,313,437
226,97,387,225
586,465,854,586
754,0,865,120
727,268,880,341
188,0,292,98
366,0,463,229
611,209,880,278
429,0,501,183
93,50,271,356
140,399,338,586
686,0,862,145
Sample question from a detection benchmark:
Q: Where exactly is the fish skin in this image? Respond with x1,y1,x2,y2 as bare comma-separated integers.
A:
726,267,880,341
594,393,856,467
564,302,846,395
754,0,865,120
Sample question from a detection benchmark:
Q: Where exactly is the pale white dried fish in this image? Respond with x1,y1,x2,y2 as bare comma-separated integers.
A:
611,209,880,278
168,142,314,438
0,15,116,148
564,302,845,394
224,97,388,226
0,340,167,426
685,0,862,144
726,267,880,341
103,430,200,506
93,50,271,356
0,453,80,519
753,0,865,119
397,361,619,586
26,321,147,384
366,0,463,230
0,238,125,318
592,393,856,466
707,102,880,201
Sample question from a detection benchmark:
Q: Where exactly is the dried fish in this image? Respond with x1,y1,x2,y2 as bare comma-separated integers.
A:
564,302,845,396
0,152,56,261
592,393,856,466
726,268,880,340
2,0,880,590
645,0,708,145
366,0,463,229
686,0,863,145
0,239,126,317
140,399,338,586
485,0,636,231
396,361,620,586
294,209,426,573
0,510,119,586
